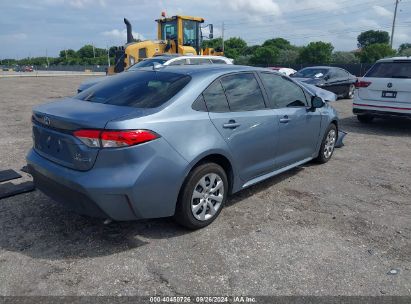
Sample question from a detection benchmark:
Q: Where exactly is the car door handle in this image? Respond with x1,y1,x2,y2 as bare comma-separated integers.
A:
280,116,290,123
223,120,240,129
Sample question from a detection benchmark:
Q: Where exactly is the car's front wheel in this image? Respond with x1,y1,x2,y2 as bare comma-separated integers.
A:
315,124,337,164
174,163,228,229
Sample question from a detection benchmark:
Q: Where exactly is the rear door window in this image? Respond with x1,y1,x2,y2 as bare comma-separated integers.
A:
220,73,266,111
211,59,227,64
189,58,212,65
168,59,188,66
203,81,230,112
260,73,308,108
75,71,191,108
365,61,411,78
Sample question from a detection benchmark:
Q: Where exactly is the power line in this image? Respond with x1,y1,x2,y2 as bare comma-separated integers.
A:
223,0,394,26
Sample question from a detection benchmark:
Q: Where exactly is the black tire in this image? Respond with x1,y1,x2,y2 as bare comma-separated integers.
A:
357,115,374,123
345,84,355,99
174,163,228,229
315,124,337,164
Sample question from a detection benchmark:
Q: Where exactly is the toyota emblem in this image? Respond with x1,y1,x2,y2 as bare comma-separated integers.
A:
387,83,393,88
43,116,51,126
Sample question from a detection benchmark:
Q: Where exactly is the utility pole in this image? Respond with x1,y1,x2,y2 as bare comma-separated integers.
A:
391,0,400,48
46,49,49,68
64,48,68,60
107,46,110,67
221,21,225,53
92,44,96,58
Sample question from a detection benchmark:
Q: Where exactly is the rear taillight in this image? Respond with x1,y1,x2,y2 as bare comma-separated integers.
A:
355,80,372,88
73,129,159,148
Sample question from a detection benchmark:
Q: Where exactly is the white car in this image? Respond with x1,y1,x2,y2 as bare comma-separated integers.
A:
353,57,411,123
267,67,297,77
78,55,233,92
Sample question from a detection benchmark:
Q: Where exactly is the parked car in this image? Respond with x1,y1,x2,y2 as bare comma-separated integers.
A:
267,67,297,76
77,55,233,93
292,66,357,99
353,57,411,123
23,66,34,72
27,65,339,229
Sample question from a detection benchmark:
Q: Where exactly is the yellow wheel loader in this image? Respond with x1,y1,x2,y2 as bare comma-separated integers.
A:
109,13,222,74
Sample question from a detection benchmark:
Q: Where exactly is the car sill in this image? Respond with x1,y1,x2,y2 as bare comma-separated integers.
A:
242,157,313,189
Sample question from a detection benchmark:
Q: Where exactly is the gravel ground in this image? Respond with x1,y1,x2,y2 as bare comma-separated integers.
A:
0,76,410,296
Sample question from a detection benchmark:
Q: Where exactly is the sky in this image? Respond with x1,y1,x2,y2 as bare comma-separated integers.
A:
1,0,411,59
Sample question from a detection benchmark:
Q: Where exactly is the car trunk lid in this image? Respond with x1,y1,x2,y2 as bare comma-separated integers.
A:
358,77,411,105
32,98,151,171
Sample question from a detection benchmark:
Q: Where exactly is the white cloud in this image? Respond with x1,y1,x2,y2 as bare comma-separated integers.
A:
372,5,393,18
101,29,145,41
0,33,28,40
227,0,281,16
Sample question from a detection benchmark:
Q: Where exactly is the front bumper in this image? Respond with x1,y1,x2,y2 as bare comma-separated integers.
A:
26,137,189,221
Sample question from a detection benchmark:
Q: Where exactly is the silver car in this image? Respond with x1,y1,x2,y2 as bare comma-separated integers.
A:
27,65,339,229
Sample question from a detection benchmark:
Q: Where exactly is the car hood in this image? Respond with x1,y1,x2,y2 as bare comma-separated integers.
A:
78,77,107,92
296,81,337,102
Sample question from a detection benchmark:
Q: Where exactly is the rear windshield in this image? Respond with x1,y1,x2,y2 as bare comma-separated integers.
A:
293,68,329,78
75,71,191,108
128,58,168,69
365,62,411,78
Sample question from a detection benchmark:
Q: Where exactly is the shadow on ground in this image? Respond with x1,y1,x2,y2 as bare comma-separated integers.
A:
0,167,302,261
339,115,411,137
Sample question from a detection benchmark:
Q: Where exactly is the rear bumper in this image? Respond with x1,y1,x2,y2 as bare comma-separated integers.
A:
353,107,411,118
26,138,189,221
353,95,411,117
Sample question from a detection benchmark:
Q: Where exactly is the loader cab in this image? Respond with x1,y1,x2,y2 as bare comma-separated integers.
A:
157,15,205,55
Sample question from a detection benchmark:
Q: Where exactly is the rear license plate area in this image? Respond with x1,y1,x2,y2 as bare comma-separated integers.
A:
382,91,397,98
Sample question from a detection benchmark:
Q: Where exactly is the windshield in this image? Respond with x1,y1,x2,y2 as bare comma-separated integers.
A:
75,71,191,108
161,20,177,40
293,68,329,78
128,58,168,70
365,62,411,78
183,20,199,49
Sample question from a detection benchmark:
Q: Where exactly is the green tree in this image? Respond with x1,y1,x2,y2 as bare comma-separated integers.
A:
235,55,252,65
398,43,411,54
331,51,359,64
250,46,279,66
262,38,292,50
223,37,247,59
358,43,396,63
298,41,334,64
399,48,411,56
77,45,96,58
357,30,390,48
242,45,260,56
59,49,76,58
277,49,300,64
202,38,223,51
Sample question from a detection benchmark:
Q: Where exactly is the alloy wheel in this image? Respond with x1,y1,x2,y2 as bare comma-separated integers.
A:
191,173,224,221
323,129,336,159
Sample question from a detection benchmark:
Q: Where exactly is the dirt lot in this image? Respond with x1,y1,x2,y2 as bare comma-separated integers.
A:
0,76,410,296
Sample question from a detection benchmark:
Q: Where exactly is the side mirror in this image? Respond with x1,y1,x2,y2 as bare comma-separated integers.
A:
311,96,325,109
208,24,214,39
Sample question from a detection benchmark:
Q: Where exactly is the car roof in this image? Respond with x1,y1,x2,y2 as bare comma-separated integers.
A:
377,56,411,62
130,64,268,77
301,66,333,69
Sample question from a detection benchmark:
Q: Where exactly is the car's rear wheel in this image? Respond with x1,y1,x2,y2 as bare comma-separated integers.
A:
357,115,374,123
315,124,337,164
174,163,228,229
345,84,355,99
